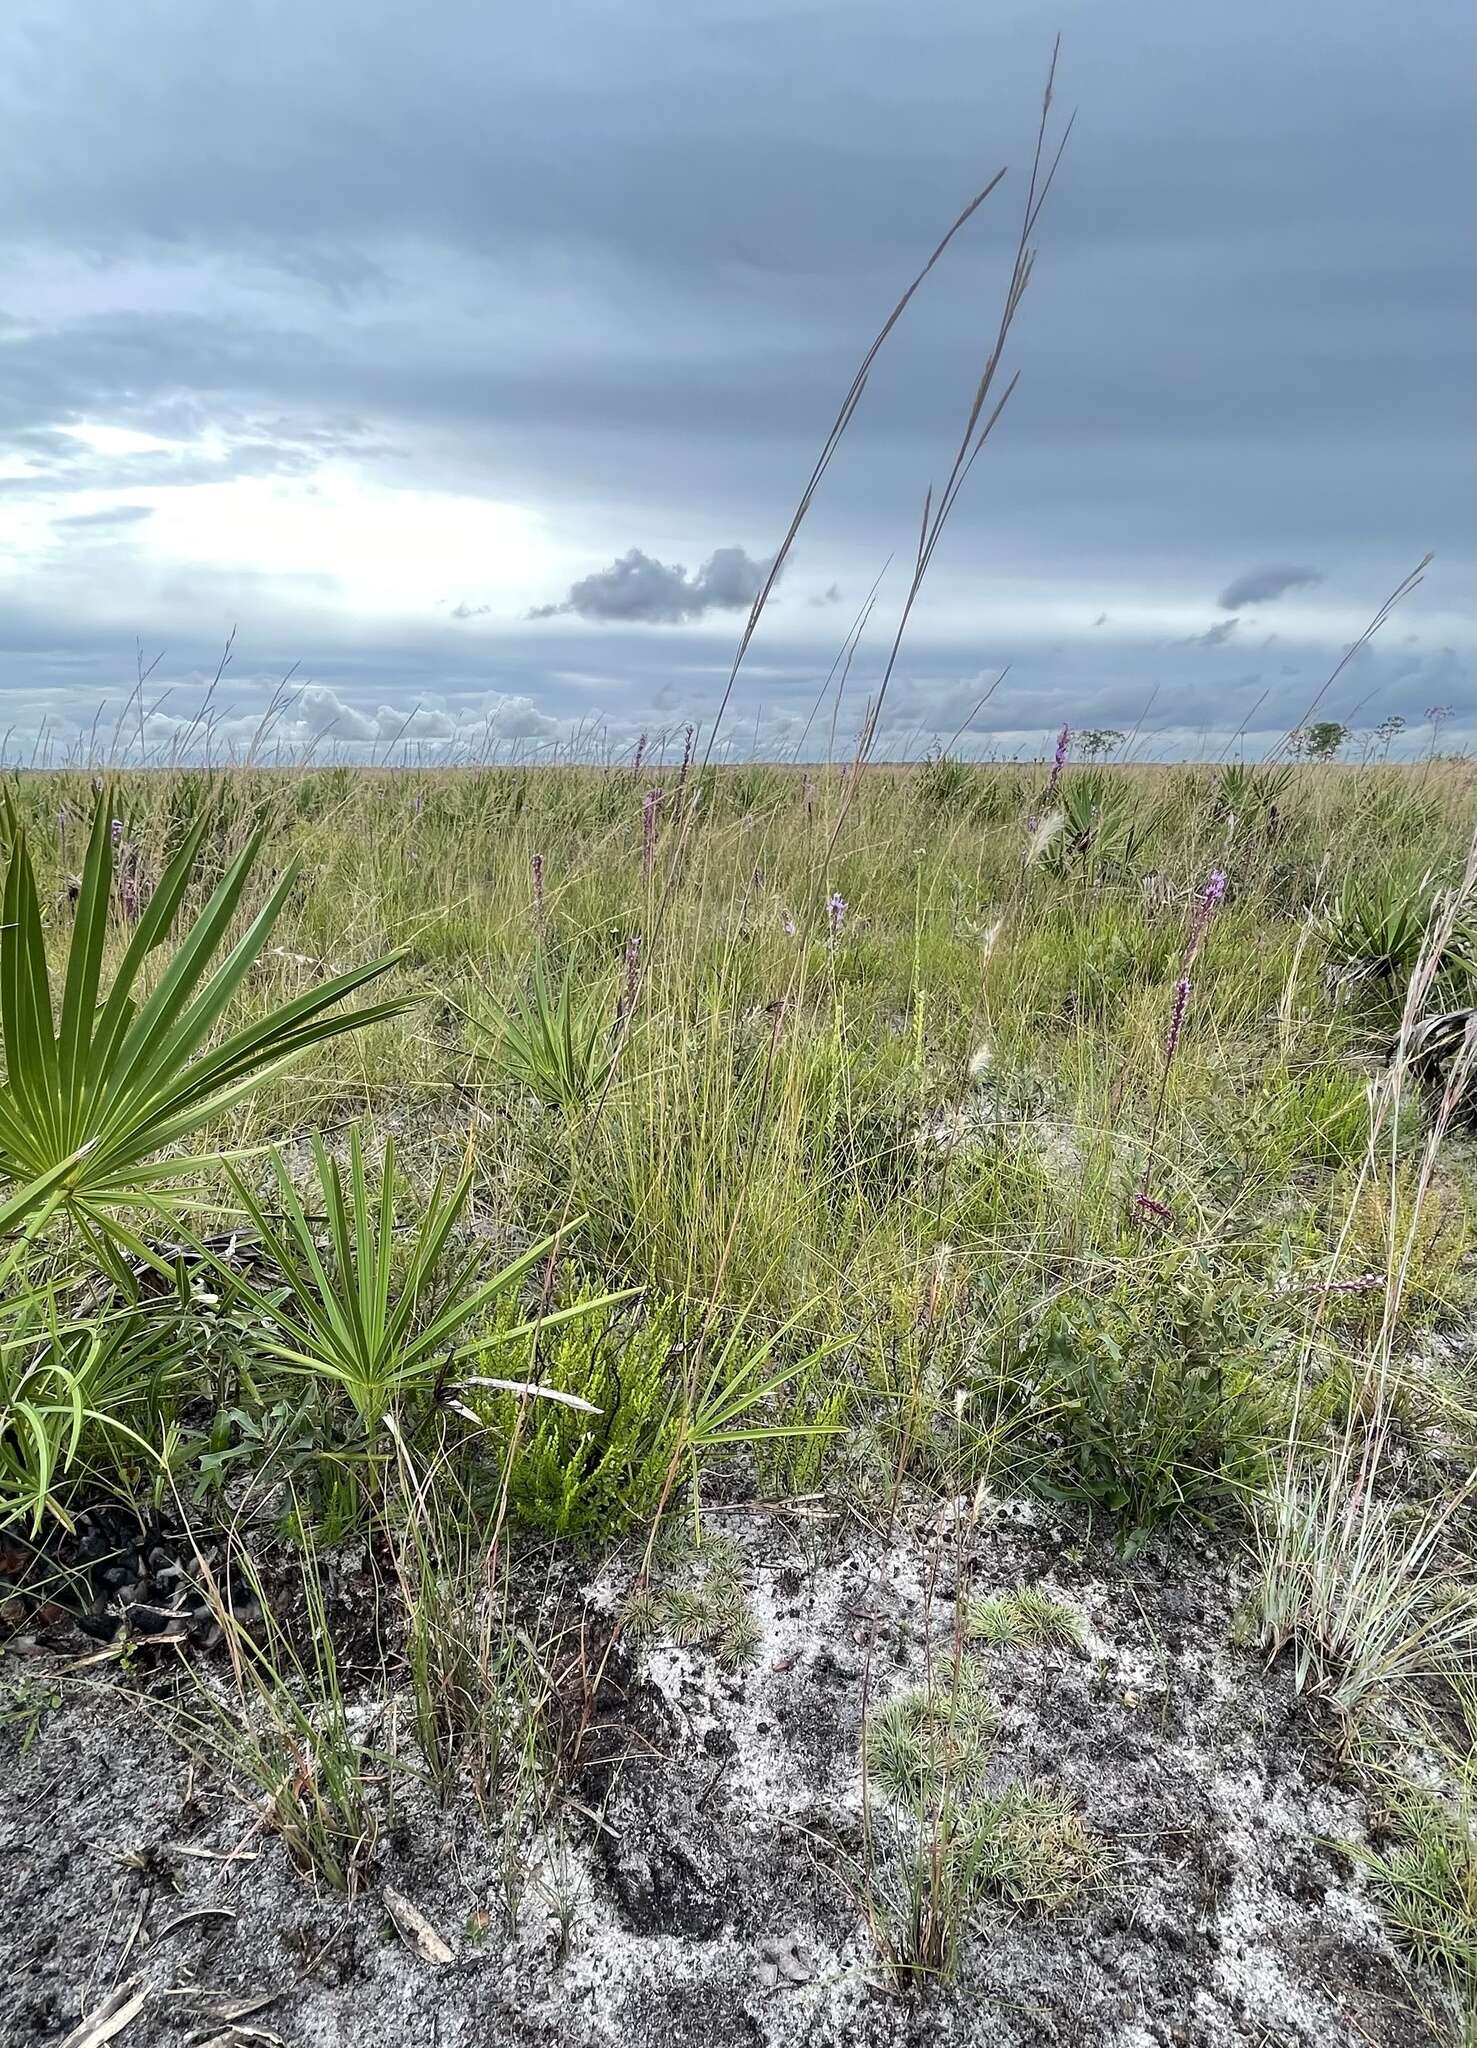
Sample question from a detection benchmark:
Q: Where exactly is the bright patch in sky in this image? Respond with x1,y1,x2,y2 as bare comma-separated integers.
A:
139,468,568,623
57,421,180,458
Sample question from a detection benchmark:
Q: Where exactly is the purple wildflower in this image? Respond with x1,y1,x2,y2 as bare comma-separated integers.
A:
1134,864,1232,1226
781,910,797,937
531,851,545,930
826,891,847,939
1310,1272,1383,1296
117,851,152,923
110,817,123,847
633,732,648,779
1132,1192,1174,1226
1186,867,1227,958
1164,974,1192,1063
677,725,696,792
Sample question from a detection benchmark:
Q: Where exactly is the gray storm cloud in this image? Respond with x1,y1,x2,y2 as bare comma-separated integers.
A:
1218,565,1325,610
530,546,771,624
0,0,1470,753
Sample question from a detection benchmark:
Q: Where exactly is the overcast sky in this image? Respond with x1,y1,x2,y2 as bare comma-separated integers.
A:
1,0,1472,763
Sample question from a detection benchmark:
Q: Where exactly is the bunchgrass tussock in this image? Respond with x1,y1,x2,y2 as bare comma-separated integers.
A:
1349,1781,1477,2026
865,1662,996,1809
968,1585,1083,1650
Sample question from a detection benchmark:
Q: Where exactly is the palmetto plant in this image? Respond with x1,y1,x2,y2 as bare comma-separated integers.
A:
474,956,619,1113
0,792,408,1248
215,1127,629,1443
1213,762,1294,822
1324,867,1470,990
1039,773,1148,877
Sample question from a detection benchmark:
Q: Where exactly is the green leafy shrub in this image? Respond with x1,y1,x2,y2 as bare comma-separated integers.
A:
479,1287,846,1542
1001,1274,1283,1552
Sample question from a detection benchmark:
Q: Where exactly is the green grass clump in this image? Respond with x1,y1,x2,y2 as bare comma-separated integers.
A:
968,1779,1101,1909
1353,1783,1477,2028
625,1536,762,1668
968,1585,1083,1650
866,1663,997,1806
865,1657,1099,1984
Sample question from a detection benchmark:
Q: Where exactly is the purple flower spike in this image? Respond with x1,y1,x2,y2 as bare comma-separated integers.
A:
826,891,847,939
615,931,642,1026
1186,867,1228,963
1164,973,1192,1063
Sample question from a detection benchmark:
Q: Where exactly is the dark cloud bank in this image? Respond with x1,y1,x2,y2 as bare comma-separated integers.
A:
0,0,1470,757
530,546,769,624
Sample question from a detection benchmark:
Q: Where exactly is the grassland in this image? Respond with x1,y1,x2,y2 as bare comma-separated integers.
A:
3,751,1476,2044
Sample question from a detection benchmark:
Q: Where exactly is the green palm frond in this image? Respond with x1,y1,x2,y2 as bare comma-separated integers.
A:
473,956,619,1113
0,791,410,1240
215,1127,632,1437
0,1289,189,1531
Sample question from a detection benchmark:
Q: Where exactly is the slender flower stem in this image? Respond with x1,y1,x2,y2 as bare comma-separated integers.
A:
1134,868,1229,1223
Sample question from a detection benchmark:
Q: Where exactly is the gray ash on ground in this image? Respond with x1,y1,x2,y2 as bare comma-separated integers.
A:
0,1495,1447,2048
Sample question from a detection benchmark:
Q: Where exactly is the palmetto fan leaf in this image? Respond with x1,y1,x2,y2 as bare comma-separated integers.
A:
0,792,410,1237
217,1127,634,1435
475,955,619,1113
